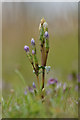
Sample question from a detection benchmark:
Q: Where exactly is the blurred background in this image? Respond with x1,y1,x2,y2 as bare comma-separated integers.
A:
2,2,78,97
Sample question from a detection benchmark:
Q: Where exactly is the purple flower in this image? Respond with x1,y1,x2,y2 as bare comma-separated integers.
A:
63,83,66,91
32,50,35,55
56,82,62,90
28,86,34,93
48,78,58,85
32,82,36,89
31,38,35,46
24,90,27,95
44,31,49,38
24,45,29,52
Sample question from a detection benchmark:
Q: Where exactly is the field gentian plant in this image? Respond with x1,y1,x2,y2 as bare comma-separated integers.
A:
24,18,50,92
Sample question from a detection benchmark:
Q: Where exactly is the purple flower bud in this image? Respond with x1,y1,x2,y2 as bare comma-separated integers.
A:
32,50,35,55
63,83,66,91
28,86,34,93
48,78,58,85
56,82,62,90
44,31,49,38
24,45,29,52
31,38,35,46
33,82,36,88
24,90,27,95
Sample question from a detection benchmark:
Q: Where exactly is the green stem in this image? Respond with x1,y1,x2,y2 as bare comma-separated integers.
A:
41,43,45,90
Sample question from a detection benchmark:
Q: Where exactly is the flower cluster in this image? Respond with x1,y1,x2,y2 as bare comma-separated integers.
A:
24,18,50,91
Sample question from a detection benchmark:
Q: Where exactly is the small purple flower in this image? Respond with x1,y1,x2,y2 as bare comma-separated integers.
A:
63,83,66,91
32,50,35,55
24,45,29,52
48,78,58,85
32,82,36,89
56,82,62,90
24,90,27,95
28,86,34,93
31,38,35,46
44,31,49,38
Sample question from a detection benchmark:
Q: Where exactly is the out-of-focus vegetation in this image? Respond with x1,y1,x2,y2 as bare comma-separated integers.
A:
2,2,78,118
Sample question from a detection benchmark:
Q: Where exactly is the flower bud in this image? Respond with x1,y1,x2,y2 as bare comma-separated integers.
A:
33,70,35,73
39,23,41,31
24,90,27,95
32,50,35,55
41,18,45,25
45,66,51,74
43,22,48,29
63,83,67,91
44,31,49,38
28,86,34,93
31,38,35,46
24,45,29,52
33,82,36,88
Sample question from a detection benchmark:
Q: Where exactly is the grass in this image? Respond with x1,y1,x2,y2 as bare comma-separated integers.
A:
2,69,78,118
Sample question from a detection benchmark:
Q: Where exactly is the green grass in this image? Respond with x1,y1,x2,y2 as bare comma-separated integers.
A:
2,70,78,118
